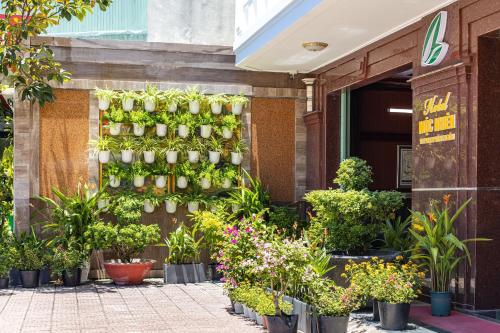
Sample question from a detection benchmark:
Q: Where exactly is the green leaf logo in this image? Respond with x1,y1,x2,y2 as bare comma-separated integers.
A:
421,11,449,66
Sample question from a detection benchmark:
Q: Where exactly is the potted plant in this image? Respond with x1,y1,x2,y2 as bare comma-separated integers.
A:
220,114,240,139
90,136,116,164
139,136,158,164
130,161,149,188
174,161,194,189
208,137,223,164
97,191,111,212
197,161,215,190
14,229,46,288
105,162,125,188
140,84,159,112
120,90,137,112
410,196,490,317
164,224,205,283
155,111,172,137
229,93,249,116
130,109,154,136
162,88,183,112
152,161,170,189
164,193,182,214
199,111,214,139
0,221,17,289
175,112,195,138
230,139,248,165
186,137,205,164
207,94,228,115
104,105,128,136
85,220,161,285
95,88,115,111
184,86,204,114
164,138,183,164
120,136,136,163
216,165,239,189
185,192,205,213
143,190,161,214
255,291,294,329
52,241,87,287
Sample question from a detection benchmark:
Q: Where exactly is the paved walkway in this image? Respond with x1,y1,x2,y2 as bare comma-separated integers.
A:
0,281,436,333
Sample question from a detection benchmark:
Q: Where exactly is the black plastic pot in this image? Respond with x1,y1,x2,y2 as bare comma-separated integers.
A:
9,269,21,286
265,314,299,333
208,263,223,281
431,291,451,316
0,277,9,289
39,267,51,285
62,268,82,287
372,299,380,321
20,270,40,288
318,316,348,333
378,302,410,331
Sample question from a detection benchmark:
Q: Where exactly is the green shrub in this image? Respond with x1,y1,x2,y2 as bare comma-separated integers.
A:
334,157,372,190
52,241,87,273
0,222,17,277
268,206,306,238
14,229,46,271
164,224,202,264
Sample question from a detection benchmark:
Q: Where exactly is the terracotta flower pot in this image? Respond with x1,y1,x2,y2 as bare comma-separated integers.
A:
104,261,154,286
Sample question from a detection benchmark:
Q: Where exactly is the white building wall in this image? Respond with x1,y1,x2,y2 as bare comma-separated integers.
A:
147,0,235,46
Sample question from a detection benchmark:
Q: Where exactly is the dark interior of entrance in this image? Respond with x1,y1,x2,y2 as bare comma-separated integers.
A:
350,69,413,198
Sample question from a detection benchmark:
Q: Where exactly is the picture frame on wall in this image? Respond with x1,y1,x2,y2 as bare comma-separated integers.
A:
397,145,412,189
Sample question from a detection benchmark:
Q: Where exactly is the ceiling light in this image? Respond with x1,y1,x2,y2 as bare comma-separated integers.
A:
302,42,328,52
388,108,413,114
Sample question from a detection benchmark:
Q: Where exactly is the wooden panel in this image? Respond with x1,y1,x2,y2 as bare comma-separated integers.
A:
251,98,295,202
39,90,89,196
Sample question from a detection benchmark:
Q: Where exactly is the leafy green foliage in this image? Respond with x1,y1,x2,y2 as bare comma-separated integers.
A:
381,216,414,255
51,240,87,273
190,209,227,257
110,192,144,223
268,206,306,239
0,221,17,277
0,145,13,224
228,93,249,107
164,224,203,264
229,170,270,218
13,228,46,271
334,157,373,190
129,109,154,126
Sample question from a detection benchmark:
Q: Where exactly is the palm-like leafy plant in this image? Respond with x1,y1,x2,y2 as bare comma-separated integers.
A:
410,196,490,292
164,224,203,264
381,216,414,256
229,169,270,218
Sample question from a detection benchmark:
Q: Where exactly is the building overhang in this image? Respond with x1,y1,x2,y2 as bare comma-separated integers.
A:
234,0,456,73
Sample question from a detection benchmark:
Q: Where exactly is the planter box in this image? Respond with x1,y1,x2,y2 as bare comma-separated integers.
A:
292,298,318,333
163,263,206,284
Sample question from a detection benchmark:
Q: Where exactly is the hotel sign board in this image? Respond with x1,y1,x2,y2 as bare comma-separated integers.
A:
418,92,456,144
421,11,449,67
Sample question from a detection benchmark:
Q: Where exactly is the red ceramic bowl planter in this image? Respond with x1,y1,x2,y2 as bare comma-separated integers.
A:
104,261,154,285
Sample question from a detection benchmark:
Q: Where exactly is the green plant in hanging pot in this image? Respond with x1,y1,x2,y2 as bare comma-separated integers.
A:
228,170,270,217
197,161,215,190
161,88,184,112
120,90,138,112
130,161,150,188
185,137,205,163
139,135,159,164
220,114,240,139
143,188,162,214
152,161,170,189
140,84,160,112
230,139,248,165
89,136,118,164
95,88,116,111
129,109,154,136
119,136,137,163
105,105,128,136
184,86,205,114
185,192,206,213
164,193,182,214
207,93,228,115
208,137,223,164
164,137,183,164
105,162,126,188
175,112,196,138
155,111,173,137
410,195,490,317
174,161,195,189
228,93,249,116
216,165,239,189
198,110,215,139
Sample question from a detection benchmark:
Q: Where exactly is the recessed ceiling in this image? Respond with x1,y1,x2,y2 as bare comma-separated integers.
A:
235,0,456,73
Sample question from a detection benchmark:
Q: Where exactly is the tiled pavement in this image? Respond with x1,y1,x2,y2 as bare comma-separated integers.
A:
0,281,435,333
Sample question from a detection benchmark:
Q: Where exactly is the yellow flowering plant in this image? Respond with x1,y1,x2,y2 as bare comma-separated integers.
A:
190,210,228,258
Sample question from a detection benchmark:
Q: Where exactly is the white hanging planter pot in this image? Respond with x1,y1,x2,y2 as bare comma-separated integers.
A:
188,151,200,163
232,103,243,115
156,123,167,137
133,123,145,136
208,151,221,164
121,150,133,163
165,200,177,214
231,152,243,165
109,123,122,136
166,150,178,164
221,178,232,189
232,204,240,213
98,98,110,111
144,199,155,213
122,98,134,111
97,198,110,212
178,124,189,138
109,175,121,188
200,178,211,189
176,176,188,189
210,205,218,213
187,201,200,213
211,103,222,114
200,125,212,138
222,127,233,139
168,102,178,113
144,97,156,112
143,151,155,164
98,150,110,164
155,175,167,188
189,100,200,114
133,175,145,187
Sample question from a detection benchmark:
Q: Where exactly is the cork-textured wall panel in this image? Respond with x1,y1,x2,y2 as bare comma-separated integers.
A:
251,98,295,202
39,89,89,196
